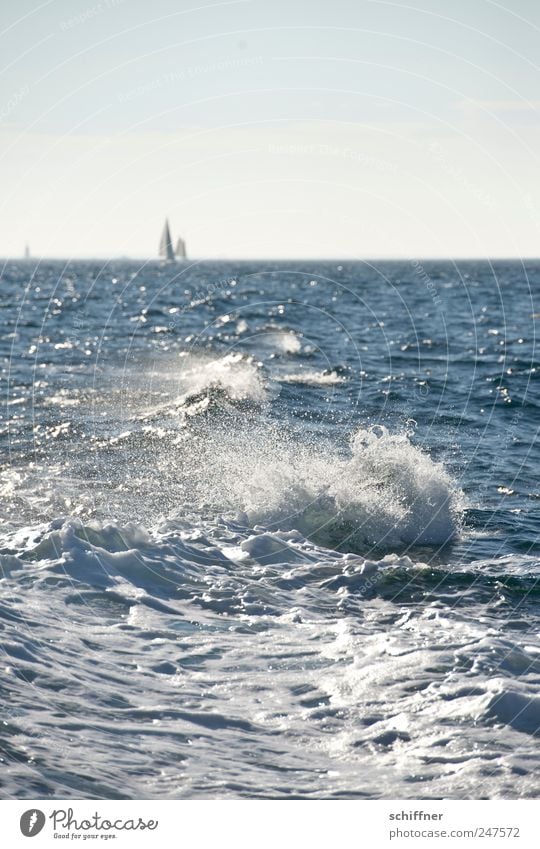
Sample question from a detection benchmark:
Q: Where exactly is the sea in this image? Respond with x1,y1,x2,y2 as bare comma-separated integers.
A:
0,258,539,799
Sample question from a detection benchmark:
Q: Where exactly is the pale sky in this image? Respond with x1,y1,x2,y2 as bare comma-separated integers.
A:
1,0,540,259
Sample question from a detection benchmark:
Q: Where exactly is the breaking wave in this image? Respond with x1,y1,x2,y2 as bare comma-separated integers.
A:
176,352,270,405
170,423,462,550
280,369,347,386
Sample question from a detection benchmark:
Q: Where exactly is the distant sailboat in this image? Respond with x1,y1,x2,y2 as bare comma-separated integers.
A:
175,237,187,260
159,219,175,263
24,243,30,260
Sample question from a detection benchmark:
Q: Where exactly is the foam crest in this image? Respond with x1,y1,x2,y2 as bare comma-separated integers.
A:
178,353,270,406
182,425,462,550
280,370,346,386
264,328,302,354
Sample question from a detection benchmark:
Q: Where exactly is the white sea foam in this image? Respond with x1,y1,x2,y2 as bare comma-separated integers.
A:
177,352,270,405
178,424,462,549
263,327,303,354
280,370,346,386
2,258,539,802
3,358,460,551
135,353,274,422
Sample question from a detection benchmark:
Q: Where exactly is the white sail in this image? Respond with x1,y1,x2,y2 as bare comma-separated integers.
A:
175,237,187,260
159,219,175,263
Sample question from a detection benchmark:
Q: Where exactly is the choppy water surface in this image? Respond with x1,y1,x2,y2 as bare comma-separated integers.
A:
0,259,539,799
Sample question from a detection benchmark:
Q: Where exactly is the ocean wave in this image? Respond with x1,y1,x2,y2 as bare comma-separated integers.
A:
5,420,463,552
195,424,463,549
262,327,303,355
177,352,271,405
279,369,346,386
134,352,275,422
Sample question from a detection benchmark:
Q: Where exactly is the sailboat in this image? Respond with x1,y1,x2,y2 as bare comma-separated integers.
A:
24,243,31,260
175,237,187,260
159,219,175,263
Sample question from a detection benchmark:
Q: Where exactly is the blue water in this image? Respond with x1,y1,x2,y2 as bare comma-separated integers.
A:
1,258,539,799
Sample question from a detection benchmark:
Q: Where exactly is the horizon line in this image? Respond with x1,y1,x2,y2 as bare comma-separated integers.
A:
3,255,540,263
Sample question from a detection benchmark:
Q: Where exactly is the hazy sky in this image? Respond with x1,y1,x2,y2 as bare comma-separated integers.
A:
1,0,540,258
